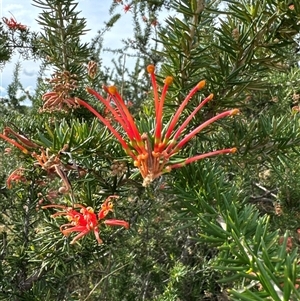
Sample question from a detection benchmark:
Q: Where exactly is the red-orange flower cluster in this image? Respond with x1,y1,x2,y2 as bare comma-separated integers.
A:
0,127,78,192
2,17,27,31
43,196,129,244
6,167,27,189
76,66,238,186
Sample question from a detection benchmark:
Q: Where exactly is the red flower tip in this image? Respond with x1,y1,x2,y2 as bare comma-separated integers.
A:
107,85,117,95
164,76,173,86
123,4,132,13
147,64,155,74
197,80,206,90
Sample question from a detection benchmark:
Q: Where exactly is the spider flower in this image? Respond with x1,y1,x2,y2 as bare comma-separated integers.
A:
76,65,238,186
0,130,73,191
43,196,129,244
2,17,27,31
6,167,27,189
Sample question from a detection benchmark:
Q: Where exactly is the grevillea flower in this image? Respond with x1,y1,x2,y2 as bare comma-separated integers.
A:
0,129,81,192
76,65,238,186
42,196,129,244
2,16,27,31
87,60,98,79
41,71,79,112
6,167,27,189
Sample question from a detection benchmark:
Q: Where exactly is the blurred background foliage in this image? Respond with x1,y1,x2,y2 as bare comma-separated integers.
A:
1,0,300,300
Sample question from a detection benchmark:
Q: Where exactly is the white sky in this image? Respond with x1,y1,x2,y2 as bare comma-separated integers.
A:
0,0,136,103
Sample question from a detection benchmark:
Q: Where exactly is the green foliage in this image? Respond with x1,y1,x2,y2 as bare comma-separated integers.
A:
0,62,29,114
1,0,300,300
33,0,90,72
0,16,39,65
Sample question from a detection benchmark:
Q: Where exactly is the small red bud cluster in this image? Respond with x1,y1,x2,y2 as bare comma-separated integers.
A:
2,16,27,31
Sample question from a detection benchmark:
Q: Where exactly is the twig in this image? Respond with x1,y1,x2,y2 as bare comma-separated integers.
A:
83,262,131,301
252,182,277,199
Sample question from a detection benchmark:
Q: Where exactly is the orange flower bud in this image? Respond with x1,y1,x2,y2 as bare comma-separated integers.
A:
147,65,155,74
208,93,214,100
230,109,240,115
196,80,206,90
164,76,173,86
107,86,117,95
